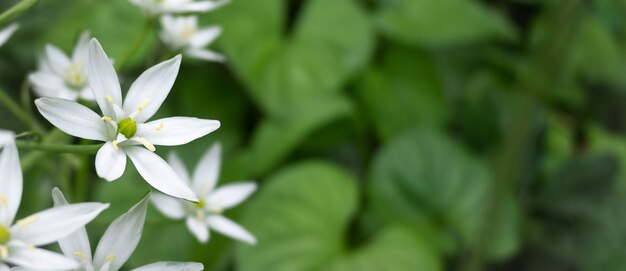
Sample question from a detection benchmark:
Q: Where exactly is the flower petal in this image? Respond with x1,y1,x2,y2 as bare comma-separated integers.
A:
0,139,21,226
87,38,122,118
123,55,181,123
35,98,108,141
206,215,256,244
168,152,190,183
131,262,203,271
95,142,127,181
0,23,18,47
191,143,221,198
72,31,91,63
206,182,256,210
11,202,109,246
185,49,225,62
125,147,198,202
138,117,220,146
6,246,79,270
51,188,93,263
185,216,208,243
165,0,229,13
44,44,71,75
189,26,221,48
28,71,76,100
93,194,149,271
151,193,185,220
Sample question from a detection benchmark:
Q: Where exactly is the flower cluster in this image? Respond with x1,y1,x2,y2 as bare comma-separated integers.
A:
0,0,255,269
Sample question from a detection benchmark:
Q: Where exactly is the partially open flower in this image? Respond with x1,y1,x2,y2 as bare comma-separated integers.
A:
160,15,224,62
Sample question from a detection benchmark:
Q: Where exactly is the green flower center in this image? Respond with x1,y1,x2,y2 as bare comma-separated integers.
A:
64,62,87,90
117,118,137,138
0,226,11,245
195,200,205,209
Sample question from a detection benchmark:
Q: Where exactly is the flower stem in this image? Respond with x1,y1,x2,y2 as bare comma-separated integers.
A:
0,87,45,133
115,19,153,71
16,140,102,154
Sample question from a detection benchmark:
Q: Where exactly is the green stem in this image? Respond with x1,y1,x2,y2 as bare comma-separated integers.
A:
0,0,39,26
115,19,153,71
0,88,45,133
16,141,102,154
74,139,92,202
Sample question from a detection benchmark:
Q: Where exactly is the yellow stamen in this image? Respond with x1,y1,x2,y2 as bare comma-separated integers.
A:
138,99,150,111
155,122,164,131
112,140,119,151
1,196,8,208
74,251,87,260
27,243,35,252
139,137,155,152
16,216,39,227
107,255,117,262
105,95,114,104
102,116,112,121
208,206,223,214
0,245,8,258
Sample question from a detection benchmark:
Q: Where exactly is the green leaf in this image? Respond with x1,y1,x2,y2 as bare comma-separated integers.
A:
356,45,447,141
216,0,374,118
236,162,441,271
376,0,516,47
368,130,520,260
0,0,38,26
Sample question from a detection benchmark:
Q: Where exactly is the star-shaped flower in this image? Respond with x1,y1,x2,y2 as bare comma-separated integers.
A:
130,0,228,15
0,131,109,270
35,38,219,202
51,189,204,271
0,23,18,47
151,143,256,244
159,16,224,62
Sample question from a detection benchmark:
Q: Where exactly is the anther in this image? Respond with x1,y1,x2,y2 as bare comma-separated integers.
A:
102,116,112,121
105,95,114,104
155,122,164,131
16,216,39,227
138,99,150,111
74,251,87,260
107,255,117,262
0,246,8,258
138,137,155,152
1,196,8,208
112,140,119,151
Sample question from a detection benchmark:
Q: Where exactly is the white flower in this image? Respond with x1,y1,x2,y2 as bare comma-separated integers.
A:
35,38,220,202
29,32,95,101
130,0,228,15
159,16,224,62
151,143,256,244
51,189,204,271
0,133,109,270
0,23,18,47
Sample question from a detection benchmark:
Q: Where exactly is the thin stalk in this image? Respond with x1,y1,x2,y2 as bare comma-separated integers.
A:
16,141,102,154
0,88,44,133
115,19,153,71
74,139,92,202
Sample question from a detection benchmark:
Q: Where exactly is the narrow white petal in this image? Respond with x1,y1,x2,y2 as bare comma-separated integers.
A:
189,27,221,48
93,194,149,271
0,23,19,47
0,263,8,271
28,71,68,99
123,55,181,123
125,147,198,202
191,143,221,198
206,215,256,244
44,44,71,75
87,38,122,118
11,202,109,246
167,152,190,183
35,98,108,141
185,49,225,62
131,262,203,271
166,0,229,12
138,117,220,146
206,182,256,210
185,216,208,243
52,188,93,263
151,193,185,220
72,31,91,62
0,139,21,226
6,246,79,270
95,143,127,182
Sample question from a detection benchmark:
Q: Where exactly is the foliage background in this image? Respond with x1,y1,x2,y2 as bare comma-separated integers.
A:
1,0,626,270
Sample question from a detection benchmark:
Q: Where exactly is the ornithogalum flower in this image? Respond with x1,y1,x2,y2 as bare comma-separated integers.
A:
151,143,256,244
130,0,228,15
0,132,109,270
160,16,224,62
0,23,18,47
29,32,95,101
36,38,220,202
52,189,204,271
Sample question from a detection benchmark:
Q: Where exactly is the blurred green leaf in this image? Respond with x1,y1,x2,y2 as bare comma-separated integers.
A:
236,161,441,271
0,0,38,26
368,130,520,259
376,0,517,47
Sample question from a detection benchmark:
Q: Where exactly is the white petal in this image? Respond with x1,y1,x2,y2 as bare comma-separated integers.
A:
35,98,108,141
189,27,221,48
191,143,221,198
168,152,190,183
0,263,7,271
6,246,79,270
44,44,71,75
87,38,122,118
138,117,220,146
206,215,255,244
95,143,127,181
93,194,149,271
185,49,225,62
11,202,109,246
125,147,198,202
79,86,96,101
51,188,93,263
72,31,91,63
28,71,68,99
123,55,181,123
151,193,185,220
0,23,18,47
206,182,256,210
185,216,208,243
131,262,203,271
165,0,229,12
0,140,21,226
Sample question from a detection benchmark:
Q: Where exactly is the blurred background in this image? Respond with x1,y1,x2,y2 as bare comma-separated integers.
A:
1,0,625,270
